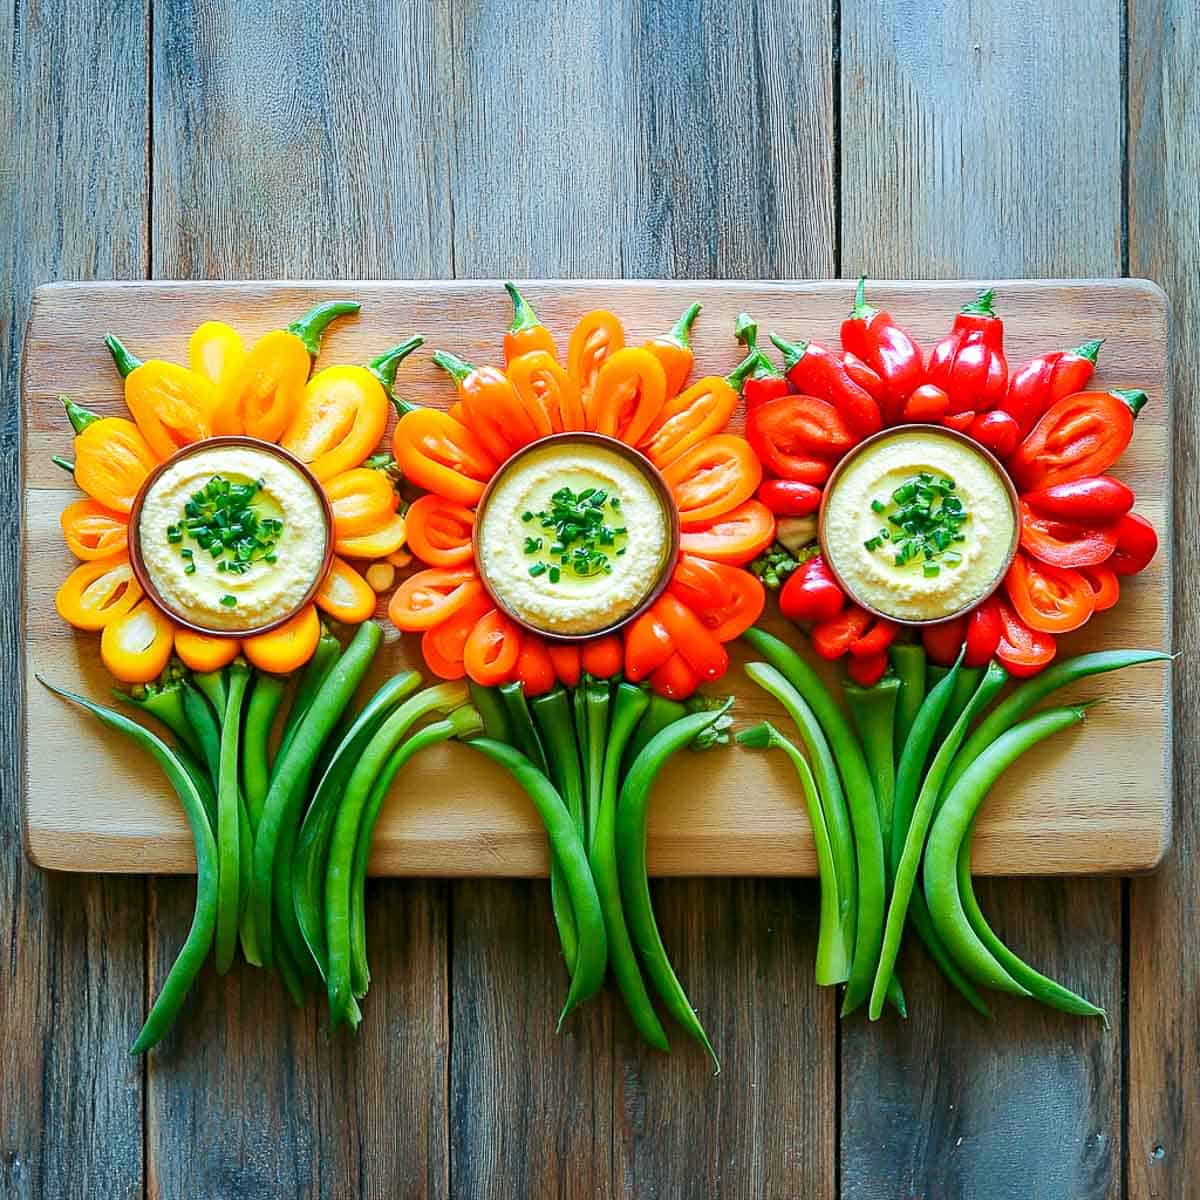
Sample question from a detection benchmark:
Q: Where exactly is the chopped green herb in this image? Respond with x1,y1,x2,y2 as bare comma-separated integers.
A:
519,482,627,582
220,593,238,607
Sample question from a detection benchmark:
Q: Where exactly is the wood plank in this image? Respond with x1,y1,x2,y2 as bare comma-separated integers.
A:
22,279,1171,884
839,2,1128,1197
1,1,148,1196
145,4,452,1197
1127,1,1199,1195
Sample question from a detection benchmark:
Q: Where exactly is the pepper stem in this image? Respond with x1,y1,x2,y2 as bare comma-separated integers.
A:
666,300,702,348
849,275,878,321
726,348,776,390
431,348,475,385
1071,337,1104,363
960,288,996,317
768,331,809,371
286,300,361,357
104,334,142,378
368,335,424,395
504,282,543,335
1111,387,1148,416
734,311,759,351
61,395,102,434
52,455,75,474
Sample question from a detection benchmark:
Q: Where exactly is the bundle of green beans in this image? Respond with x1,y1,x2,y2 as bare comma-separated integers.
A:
741,625,1169,1023
466,674,732,1071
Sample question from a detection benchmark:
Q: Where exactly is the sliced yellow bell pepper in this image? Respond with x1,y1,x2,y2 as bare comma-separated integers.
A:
314,557,377,624
334,511,407,560
55,554,143,630
243,604,320,674
100,600,176,683
175,628,242,673
188,321,246,387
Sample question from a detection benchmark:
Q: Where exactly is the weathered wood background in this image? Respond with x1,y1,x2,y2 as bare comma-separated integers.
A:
1,1,1193,1197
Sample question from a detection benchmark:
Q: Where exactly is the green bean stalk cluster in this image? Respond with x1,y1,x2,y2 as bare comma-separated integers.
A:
467,674,733,1071
40,618,489,1049
741,625,1169,1023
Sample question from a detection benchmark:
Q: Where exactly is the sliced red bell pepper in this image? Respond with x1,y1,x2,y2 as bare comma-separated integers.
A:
779,556,845,623
1019,499,1119,568
994,598,1056,677
811,606,871,660
999,339,1101,436
1004,552,1094,634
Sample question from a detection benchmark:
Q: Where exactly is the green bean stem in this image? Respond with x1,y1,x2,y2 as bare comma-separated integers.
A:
469,681,513,743
214,660,251,974
242,672,287,830
888,642,926,758
624,693,686,772
617,704,731,1072
498,681,549,773
193,667,227,720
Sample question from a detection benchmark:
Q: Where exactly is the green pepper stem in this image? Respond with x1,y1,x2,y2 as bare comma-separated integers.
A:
368,335,423,395
1112,387,1148,416
61,395,102,434
733,311,758,350
1070,337,1103,363
960,287,996,317
665,300,702,348
849,275,878,321
104,333,142,378
52,455,75,474
504,282,543,335
734,721,776,750
431,348,475,384
286,300,360,357
768,331,808,371
726,348,777,390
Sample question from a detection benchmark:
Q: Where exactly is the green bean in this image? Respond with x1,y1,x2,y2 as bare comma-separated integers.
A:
294,670,422,979
242,671,286,830
944,649,1171,794
275,627,341,767
581,675,611,853
252,621,381,968
741,627,882,1016
846,676,900,878
346,706,483,1008
274,921,309,1008
737,722,849,986
40,679,218,1053
181,681,221,809
888,642,926,758
936,666,983,743
624,693,686,771
870,661,1007,1018
617,704,731,1071
237,789,262,967
117,673,202,758
925,706,1088,994
908,890,992,1018
469,681,513,743
499,681,549,772
193,667,227,720
743,661,855,981
467,737,608,1026
214,660,251,974
531,686,586,976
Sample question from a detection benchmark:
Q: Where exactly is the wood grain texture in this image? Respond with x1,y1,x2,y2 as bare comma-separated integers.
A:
1127,1,1198,1196
144,4,452,1198
839,3,1130,1198
1,2,148,1197
23,280,1171,881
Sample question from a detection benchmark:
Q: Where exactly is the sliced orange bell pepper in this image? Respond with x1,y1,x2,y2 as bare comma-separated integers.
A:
174,628,241,673
420,594,493,680
188,320,246,386
60,499,129,560
214,301,359,441
100,599,176,684
392,408,498,506
433,349,541,460
388,566,484,632
315,557,377,624
55,553,143,630
567,310,624,406
243,604,321,673
404,494,475,567
644,301,701,397
324,467,398,539
334,511,407,560
661,434,762,529
677,498,776,565
503,283,557,363
641,375,738,468
652,593,728,681
586,347,667,446
506,350,586,433
463,609,522,686
73,417,158,514
106,334,219,460
281,337,422,482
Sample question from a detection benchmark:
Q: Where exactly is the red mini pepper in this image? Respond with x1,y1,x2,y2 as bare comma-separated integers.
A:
757,478,822,517
840,277,924,425
902,383,950,423
847,651,889,687
770,332,883,436
1108,512,1158,575
968,409,1021,459
779,556,845,623
1000,339,1102,436
812,606,872,659
728,314,790,409
925,288,1008,414
1024,475,1134,525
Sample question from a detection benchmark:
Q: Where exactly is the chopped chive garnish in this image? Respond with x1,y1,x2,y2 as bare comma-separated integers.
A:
169,473,283,576
220,593,237,606
519,483,627,582
867,470,968,572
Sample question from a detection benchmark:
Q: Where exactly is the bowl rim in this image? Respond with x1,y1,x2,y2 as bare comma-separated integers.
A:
817,422,1021,627
127,435,335,639
470,431,681,643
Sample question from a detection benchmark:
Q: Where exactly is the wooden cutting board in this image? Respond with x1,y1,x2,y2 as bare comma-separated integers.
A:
21,279,1172,877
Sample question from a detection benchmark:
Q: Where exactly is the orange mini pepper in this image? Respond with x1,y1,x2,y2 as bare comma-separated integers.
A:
463,609,522,686
174,628,241,673
315,557,377,624
586,347,667,446
640,374,738,468
188,320,246,387
392,408,498,506
100,599,176,684
72,415,159,515
420,595,493,680
60,498,129,560
662,434,762,529
56,553,143,630
514,635,556,697
243,604,321,674
503,282,557,363
580,633,623,679
433,349,541,460
644,301,701,397
567,310,625,406
324,467,398,540
214,300,359,441
389,566,484,632
404,494,475,567
506,350,586,433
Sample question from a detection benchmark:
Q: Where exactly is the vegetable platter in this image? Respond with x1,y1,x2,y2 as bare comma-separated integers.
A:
22,277,1171,888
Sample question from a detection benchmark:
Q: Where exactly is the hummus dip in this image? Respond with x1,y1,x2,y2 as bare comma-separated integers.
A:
477,440,672,636
137,444,329,633
821,428,1016,623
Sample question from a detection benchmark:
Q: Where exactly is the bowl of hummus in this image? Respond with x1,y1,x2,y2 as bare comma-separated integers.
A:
819,425,1019,625
129,437,333,636
474,433,678,639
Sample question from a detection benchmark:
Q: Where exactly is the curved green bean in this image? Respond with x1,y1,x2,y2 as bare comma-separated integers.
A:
499,681,548,772
936,666,983,742
888,642,926,757
214,660,250,974
181,681,221,812
846,676,900,871
274,627,341,767
242,671,286,830
624,693,686,771
117,673,202,758
193,668,227,720
469,681,513,743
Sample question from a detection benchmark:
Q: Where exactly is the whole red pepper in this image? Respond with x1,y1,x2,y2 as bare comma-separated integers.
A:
902,383,950,423
1024,475,1134,524
770,332,883,436
968,409,1021,459
840,276,924,425
779,556,846,623
926,288,1008,414
757,478,822,517
728,313,790,408
1108,512,1158,575
1000,339,1102,436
